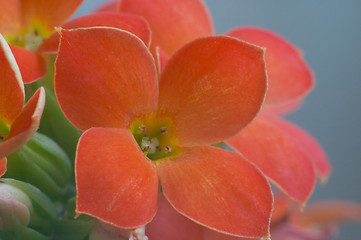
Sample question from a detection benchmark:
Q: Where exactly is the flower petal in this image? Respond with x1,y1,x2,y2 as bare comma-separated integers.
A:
75,127,158,228
10,44,46,83
0,0,22,34
55,27,158,131
226,114,317,204
120,0,214,55
272,117,331,181
157,36,267,146
0,34,24,126
96,0,120,12
262,100,303,116
290,201,361,228
0,157,6,177
272,194,293,224
227,27,314,107
38,12,151,54
155,46,169,73
21,0,83,31
0,88,45,158
156,146,273,238
147,194,203,240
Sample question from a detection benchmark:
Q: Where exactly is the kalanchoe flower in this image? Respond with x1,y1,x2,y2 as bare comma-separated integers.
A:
0,0,84,83
0,34,45,175
117,0,331,205
55,27,273,238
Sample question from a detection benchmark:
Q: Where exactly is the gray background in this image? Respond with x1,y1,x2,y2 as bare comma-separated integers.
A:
76,1,361,238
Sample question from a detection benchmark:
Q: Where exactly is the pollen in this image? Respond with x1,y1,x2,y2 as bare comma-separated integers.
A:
24,32,44,51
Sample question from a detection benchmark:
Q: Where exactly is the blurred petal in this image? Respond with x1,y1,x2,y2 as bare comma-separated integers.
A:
290,201,361,228
0,157,6,177
0,88,45,158
38,12,151,54
272,194,292,223
226,115,316,204
274,119,331,181
21,0,83,31
0,0,22,33
75,127,158,228
227,27,314,107
95,0,120,13
10,45,46,83
89,221,147,240
120,0,214,55
202,229,258,240
55,27,158,131
271,223,334,240
147,194,203,240
0,34,24,126
156,146,273,238
262,100,303,116
155,46,169,73
157,36,267,146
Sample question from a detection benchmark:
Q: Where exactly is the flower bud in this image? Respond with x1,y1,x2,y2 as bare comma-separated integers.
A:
5,132,73,200
0,179,57,240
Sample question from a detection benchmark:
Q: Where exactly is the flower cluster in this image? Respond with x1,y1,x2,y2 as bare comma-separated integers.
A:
0,0,359,239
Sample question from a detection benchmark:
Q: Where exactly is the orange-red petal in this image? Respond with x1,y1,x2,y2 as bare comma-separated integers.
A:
96,0,120,13
55,27,158,131
157,36,267,146
272,194,293,223
156,146,273,238
262,100,303,116
0,88,45,158
271,117,331,181
21,0,83,31
226,114,316,205
227,27,314,107
0,34,24,126
0,157,6,177
119,0,214,55
38,12,151,54
10,44,46,83
75,127,158,228
0,0,22,34
147,194,203,240
290,201,361,228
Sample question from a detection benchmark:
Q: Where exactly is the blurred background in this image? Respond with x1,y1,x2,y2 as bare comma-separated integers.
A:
75,0,361,238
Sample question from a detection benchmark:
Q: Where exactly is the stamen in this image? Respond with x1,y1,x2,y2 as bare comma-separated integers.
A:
165,146,172,154
138,125,146,133
160,126,167,134
143,146,150,152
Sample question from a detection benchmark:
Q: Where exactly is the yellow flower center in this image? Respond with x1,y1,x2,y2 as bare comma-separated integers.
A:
5,19,51,51
131,115,180,161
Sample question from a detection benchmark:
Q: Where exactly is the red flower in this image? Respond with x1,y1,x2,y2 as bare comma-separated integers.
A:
117,0,332,205
54,27,273,238
0,0,84,83
0,34,45,176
